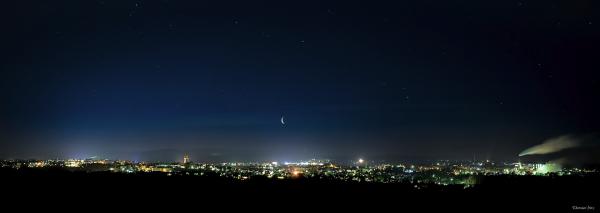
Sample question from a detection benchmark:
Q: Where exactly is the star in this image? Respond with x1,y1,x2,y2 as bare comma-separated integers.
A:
261,32,271,38
379,81,388,88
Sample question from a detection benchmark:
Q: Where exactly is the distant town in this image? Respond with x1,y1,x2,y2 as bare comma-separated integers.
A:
2,154,597,187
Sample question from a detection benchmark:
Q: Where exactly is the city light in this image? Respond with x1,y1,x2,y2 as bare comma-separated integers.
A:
0,156,595,187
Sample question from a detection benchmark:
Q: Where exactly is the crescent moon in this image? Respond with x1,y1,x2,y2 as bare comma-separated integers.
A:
280,116,285,125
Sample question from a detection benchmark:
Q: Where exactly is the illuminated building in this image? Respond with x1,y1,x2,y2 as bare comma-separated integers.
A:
183,154,190,164
65,159,83,168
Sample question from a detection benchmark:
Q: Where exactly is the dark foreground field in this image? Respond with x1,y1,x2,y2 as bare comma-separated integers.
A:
2,168,598,211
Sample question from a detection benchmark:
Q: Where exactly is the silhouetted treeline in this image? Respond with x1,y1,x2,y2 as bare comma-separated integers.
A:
1,167,598,211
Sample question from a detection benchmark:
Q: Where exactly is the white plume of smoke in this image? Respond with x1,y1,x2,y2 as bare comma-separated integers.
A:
519,135,581,156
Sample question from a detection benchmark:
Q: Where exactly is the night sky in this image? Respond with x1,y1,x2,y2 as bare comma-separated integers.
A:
0,0,598,162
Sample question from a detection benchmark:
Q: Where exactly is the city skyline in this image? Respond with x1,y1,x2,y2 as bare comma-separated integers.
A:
1,1,599,209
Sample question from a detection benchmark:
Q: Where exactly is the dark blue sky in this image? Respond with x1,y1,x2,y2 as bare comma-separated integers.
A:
0,0,598,162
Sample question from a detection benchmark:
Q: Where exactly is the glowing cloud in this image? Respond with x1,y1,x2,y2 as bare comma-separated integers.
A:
519,135,580,156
